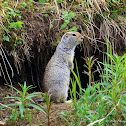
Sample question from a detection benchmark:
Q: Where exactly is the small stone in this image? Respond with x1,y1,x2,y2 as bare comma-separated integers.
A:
65,100,72,104
9,99,16,103
15,101,22,105
0,120,6,125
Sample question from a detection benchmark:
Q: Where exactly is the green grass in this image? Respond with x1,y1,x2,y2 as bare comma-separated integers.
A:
3,81,53,126
62,43,126,126
4,82,46,125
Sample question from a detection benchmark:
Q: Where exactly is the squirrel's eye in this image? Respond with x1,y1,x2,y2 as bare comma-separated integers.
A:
72,34,76,36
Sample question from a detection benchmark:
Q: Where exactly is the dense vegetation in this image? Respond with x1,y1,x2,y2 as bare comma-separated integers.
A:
0,0,126,125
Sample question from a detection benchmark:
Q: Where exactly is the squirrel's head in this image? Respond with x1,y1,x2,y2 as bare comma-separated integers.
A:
61,32,84,49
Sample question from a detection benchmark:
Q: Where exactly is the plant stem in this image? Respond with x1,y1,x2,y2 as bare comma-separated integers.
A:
115,101,119,126
48,108,50,126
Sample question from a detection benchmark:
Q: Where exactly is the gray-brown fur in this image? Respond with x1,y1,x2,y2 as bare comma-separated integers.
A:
43,32,84,102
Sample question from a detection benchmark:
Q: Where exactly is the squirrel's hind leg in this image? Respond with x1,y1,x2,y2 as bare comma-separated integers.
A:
51,97,65,103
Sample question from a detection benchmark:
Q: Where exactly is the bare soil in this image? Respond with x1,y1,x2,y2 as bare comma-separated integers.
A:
0,85,73,126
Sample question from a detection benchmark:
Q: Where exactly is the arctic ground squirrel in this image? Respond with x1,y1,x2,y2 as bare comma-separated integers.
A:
43,31,84,103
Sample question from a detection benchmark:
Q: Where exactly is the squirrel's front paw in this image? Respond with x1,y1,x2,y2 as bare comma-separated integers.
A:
71,63,74,69
68,62,74,69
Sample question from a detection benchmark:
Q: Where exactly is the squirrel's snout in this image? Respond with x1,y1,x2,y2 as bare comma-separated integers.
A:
81,36,84,40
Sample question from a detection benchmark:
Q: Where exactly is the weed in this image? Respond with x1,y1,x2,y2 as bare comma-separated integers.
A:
50,24,53,29
2,81,53,125
38,0,45,4
5,81,44,125
61,11,75,29
9,21,23,30
81,56,98,85
22,2,27,9
6,9,21,21
6,109,19,126
29,91,53,126
1,2,24,48
3,36,9,42
99,42,126,126
62,43,126,125
42,91,53,126
44,14,49,17
69,27,77,31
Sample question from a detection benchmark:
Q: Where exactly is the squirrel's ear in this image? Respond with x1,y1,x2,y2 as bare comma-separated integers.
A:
62,33,67,40
64,34,68,38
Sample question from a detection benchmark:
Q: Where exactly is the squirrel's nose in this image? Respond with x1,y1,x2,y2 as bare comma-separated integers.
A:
81,36,84,41
81,36,84,40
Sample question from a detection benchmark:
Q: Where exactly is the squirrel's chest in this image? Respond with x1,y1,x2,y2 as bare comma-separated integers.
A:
51,51,75,67
66,52,74,61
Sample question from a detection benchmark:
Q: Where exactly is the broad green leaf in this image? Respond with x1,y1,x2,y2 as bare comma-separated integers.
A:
9,22,16,28
68,12,75,20
57,40,60,43
61,20,69,29
57,0,62,3
14,9,20,13
22,2,27,8
17,41,22,44
62,11,68,19
15,21,23,29
44,14,49,17
3,36,9,42
38,0,44,3
50,24,53,28
4,2,8,7
14,44,17,46
69,27,77,31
